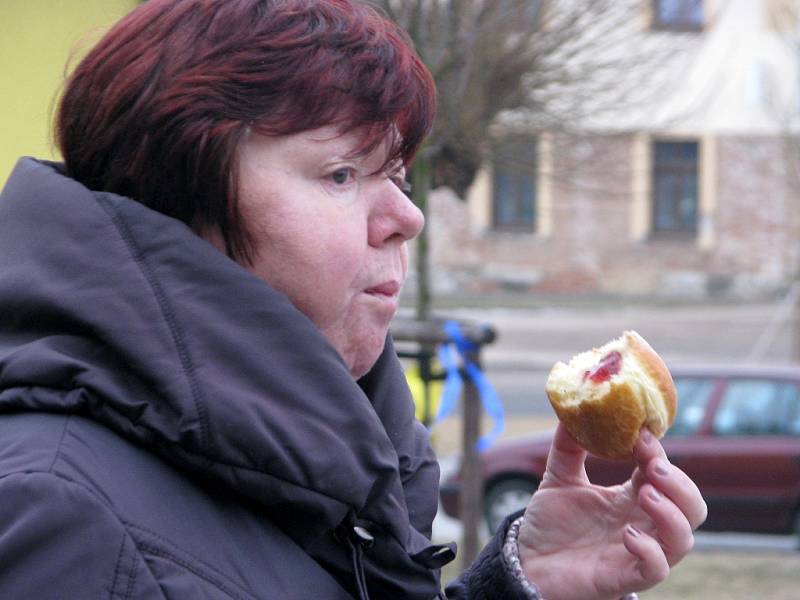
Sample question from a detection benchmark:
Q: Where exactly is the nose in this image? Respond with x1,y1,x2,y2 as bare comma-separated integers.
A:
367,178,425,247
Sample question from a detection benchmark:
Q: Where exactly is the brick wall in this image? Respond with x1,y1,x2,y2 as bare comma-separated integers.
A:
423,133,800,300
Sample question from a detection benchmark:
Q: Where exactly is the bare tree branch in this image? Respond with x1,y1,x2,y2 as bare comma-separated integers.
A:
370,0,698,196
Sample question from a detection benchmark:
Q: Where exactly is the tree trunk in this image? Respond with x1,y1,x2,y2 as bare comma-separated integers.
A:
411,154,432,322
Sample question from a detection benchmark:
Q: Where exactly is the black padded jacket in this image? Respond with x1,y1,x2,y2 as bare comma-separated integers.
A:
0,158,532,600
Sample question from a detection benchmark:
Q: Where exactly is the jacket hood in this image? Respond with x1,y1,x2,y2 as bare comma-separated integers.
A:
0,158,447,596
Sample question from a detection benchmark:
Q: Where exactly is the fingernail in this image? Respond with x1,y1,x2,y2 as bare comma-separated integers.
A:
648,489,662,503
641,429,654,444
627,524,642,537
654,460,669,477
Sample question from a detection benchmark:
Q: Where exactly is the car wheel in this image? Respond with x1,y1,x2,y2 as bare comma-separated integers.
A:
484,476,539,534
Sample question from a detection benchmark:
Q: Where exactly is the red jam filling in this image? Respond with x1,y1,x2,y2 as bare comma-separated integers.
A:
582,350,622,383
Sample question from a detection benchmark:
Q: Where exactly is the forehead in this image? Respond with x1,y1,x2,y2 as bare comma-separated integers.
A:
240,125,405,177
298,126,402,170
304,126,364,155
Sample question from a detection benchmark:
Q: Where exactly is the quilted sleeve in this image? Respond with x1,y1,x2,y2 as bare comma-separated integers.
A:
443,511,536,599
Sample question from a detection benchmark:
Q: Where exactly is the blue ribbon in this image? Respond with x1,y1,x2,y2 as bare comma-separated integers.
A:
435,342,462,423
432,320,504,452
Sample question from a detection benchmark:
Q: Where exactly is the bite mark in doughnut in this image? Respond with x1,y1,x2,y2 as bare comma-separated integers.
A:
545,331,677,460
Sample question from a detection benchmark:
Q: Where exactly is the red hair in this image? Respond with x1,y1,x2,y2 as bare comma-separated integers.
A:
56,0,436,262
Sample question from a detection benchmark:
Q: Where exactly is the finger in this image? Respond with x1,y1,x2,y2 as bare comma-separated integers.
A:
638,483,695,564
646,458,708,530
543,423,589,485
628,428,665,498
621,524,670,590
632,427,668,467
632,428,707,529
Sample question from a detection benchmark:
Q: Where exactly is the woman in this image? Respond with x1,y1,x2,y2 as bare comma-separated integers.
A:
0,1,705,598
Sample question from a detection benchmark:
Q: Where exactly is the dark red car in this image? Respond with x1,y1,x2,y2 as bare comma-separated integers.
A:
439,365,800,541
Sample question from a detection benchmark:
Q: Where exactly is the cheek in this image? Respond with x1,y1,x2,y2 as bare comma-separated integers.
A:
283,232,367,328
247,203,363,295
298,272,352,327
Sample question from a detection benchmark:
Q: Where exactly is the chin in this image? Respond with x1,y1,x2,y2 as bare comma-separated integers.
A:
348,347,383,379
345,332,388,380
349,363,373,380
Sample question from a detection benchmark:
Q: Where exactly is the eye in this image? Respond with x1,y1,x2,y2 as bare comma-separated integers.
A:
328,167,355,186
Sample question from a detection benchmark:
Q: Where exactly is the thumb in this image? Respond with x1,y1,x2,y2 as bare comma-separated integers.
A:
543,422,590,486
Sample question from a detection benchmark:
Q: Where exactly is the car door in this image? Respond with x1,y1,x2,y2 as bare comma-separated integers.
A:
685,377,800,534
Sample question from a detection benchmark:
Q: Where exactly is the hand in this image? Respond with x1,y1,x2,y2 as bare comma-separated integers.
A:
516,423,707,600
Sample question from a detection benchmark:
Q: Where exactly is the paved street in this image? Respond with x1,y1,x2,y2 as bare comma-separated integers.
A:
436,298,799,414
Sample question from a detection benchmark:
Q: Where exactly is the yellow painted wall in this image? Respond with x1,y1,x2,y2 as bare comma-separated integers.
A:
0,1,139,184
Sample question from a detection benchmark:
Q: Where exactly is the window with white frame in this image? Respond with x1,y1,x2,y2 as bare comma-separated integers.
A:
491,137,537,232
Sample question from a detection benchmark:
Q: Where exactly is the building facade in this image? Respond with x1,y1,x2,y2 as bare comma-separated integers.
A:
425,0,800,300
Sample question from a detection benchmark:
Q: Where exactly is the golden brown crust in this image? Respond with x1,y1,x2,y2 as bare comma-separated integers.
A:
624,330,677,430
547,380,645,460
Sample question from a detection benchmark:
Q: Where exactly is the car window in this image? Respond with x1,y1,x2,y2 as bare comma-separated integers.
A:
783,383,800,435
712,379,800,436
667,377,715,436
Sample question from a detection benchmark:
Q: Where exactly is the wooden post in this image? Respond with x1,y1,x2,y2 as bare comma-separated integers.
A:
460,346,482,567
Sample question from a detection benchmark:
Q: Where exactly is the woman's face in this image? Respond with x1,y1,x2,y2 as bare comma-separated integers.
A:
231,126,424,379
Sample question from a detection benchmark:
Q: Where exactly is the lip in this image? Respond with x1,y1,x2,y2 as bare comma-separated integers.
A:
364,280,401,298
